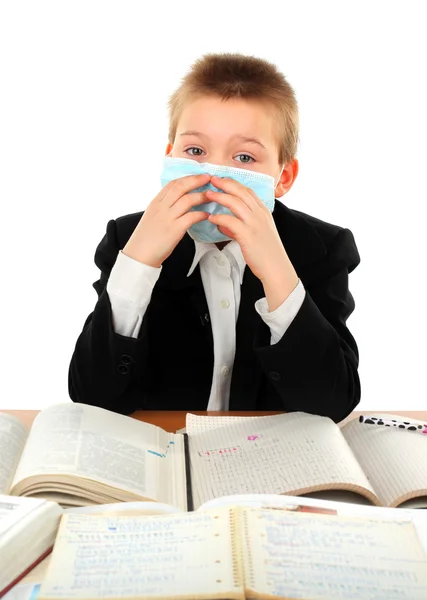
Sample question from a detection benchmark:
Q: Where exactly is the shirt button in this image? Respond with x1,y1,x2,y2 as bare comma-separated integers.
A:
269,371,281,381
216,255,227,266
221,366,230,377
220,298,230,309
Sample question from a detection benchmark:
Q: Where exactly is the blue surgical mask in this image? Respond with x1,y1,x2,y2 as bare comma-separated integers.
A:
160,156,284,244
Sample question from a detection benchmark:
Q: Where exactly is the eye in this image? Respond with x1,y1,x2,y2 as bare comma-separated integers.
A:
235,154,255,164
185,147,205,157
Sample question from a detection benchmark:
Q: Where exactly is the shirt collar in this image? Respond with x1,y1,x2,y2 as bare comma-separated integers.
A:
187,239,247,284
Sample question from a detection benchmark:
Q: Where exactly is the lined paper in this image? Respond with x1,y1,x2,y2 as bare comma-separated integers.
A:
244,508,427,599
186,413,263,434
39,510,242,600
189,412,378,509
342,415,427,507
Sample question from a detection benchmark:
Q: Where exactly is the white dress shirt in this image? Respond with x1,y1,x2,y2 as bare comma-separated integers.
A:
106,240,306,410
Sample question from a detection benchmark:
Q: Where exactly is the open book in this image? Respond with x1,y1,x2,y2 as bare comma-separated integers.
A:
1,404,427,510
0,404,188,510
38,507,427,600
0,495,62,597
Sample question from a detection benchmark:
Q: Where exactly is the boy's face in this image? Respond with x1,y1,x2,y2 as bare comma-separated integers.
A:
165,95,298,199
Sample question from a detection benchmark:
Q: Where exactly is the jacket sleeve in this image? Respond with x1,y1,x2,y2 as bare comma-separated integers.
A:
68,219,150,414
254,227,361,423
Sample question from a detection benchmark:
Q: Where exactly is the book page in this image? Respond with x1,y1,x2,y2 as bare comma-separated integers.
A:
186,413,263,434
188,412,379,509
342,414,427,507
2,583,42,600
9,403,187,510
197,492,401,516
65,501,183,517
400,497,427,509
39,510,243,600
0,413,28,494
177,414,262,435
198,494,427,562
412,511,427,555
0,495,50,534
243,508,427,600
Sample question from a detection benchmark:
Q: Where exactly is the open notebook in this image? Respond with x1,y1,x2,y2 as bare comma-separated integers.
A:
1,404,426,510
38,507,427,600
186,411,427,509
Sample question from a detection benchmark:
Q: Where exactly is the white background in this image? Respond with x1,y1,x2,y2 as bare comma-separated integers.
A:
0,1,426,410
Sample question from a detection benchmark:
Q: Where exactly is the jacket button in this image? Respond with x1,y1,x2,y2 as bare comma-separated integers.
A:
118,364,129,375
269,371,281,381
120,354,132,364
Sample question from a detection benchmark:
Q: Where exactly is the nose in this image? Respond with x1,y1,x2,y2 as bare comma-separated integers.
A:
205,154,234,167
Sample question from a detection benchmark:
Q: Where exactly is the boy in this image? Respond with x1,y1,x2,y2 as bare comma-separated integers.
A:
69,53,361,423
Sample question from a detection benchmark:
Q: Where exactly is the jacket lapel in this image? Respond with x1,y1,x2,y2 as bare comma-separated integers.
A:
156,233,213,347
229,267,269,410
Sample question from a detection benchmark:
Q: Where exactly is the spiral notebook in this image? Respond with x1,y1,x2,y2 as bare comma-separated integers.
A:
38,507,427,600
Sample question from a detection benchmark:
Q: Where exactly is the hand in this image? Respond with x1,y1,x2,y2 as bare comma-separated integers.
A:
122,174,211,268
206,176,299,309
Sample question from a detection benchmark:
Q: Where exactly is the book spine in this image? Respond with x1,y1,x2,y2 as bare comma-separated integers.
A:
239,509,256,590
230,508,246,590
183,433,194,512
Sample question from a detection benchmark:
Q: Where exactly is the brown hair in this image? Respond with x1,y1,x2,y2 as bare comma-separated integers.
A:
167,52,299,165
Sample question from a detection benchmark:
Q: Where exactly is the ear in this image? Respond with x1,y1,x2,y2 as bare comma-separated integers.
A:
275,159,299,198
165,142,173,156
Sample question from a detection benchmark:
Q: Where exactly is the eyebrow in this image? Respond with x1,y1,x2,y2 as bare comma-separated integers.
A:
178,131,267,150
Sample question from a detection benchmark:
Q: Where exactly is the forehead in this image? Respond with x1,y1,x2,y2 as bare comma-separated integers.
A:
177,95,276,144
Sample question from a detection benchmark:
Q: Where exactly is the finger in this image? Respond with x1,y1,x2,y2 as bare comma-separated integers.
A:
210,176,256,209
172,191,210,218
216,225,236,240
178,210,210,232
162,174,210,207
208,213,244,238
205,190,251,221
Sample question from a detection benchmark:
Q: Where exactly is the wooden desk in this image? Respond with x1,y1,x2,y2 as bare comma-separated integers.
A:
2,409,427,432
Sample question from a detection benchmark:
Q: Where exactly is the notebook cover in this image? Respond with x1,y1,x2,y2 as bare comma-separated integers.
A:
183,432,194,512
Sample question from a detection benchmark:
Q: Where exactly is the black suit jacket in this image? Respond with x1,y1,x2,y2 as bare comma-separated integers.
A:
68,201,361,422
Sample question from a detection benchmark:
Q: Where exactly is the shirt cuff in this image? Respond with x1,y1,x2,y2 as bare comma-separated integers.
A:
106,251,162,339
255,279,306,345
107,250,162,306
